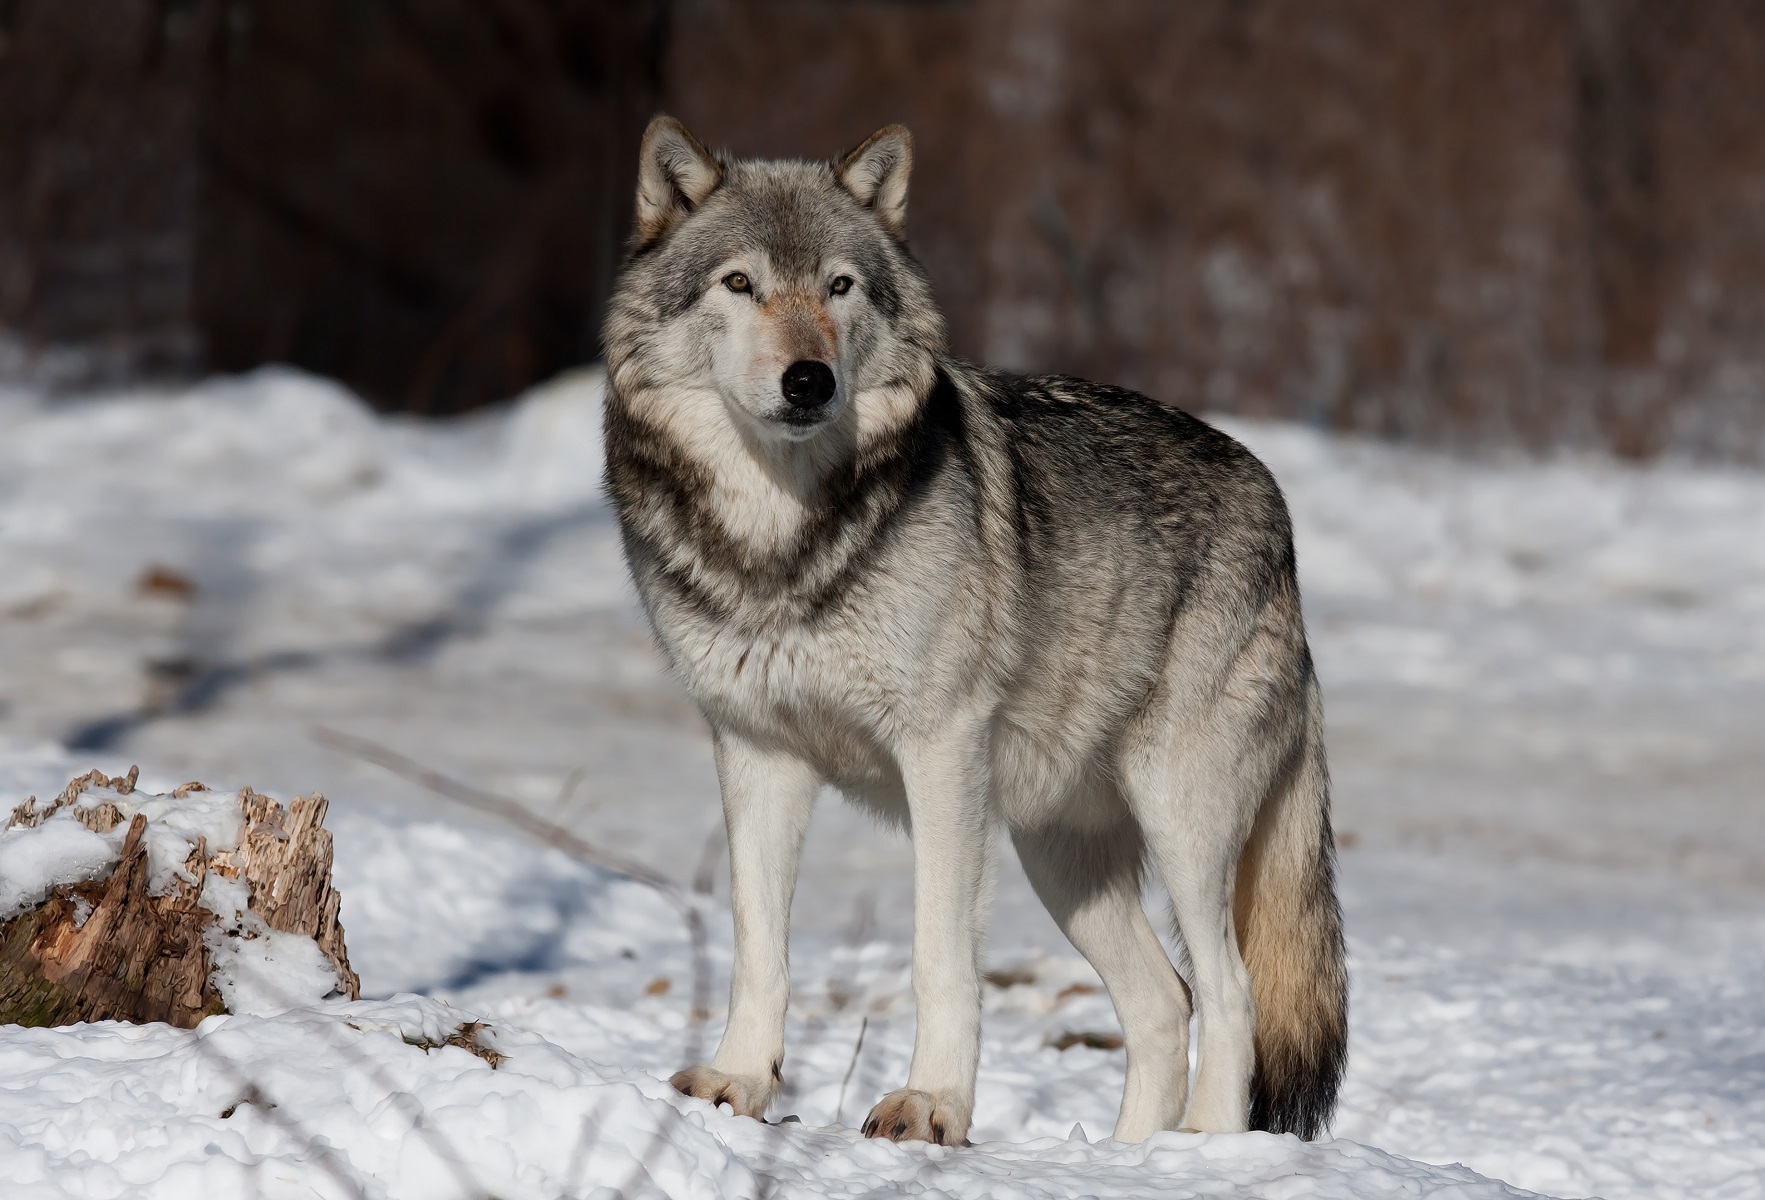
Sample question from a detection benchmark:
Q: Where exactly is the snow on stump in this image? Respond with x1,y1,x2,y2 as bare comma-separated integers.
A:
0,768,360,1028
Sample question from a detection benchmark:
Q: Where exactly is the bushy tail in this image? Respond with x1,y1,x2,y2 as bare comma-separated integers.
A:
1234,675,1348,1139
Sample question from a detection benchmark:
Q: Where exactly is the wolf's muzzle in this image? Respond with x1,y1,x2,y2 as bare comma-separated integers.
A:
781,361,837,412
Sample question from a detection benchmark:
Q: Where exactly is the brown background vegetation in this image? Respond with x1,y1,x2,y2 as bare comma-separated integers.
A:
2,0,1762,458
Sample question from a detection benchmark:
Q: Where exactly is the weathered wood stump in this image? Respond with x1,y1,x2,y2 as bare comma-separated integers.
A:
0,770,360,1028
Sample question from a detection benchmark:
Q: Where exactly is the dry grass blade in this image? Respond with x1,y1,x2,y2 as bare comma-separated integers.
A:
781,890,876,1111
833,1014,869,1128
403,1021,506,1068
1048,1030,1124,1052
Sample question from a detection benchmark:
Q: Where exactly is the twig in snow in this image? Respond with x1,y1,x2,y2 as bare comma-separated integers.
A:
693,821,724,896
191,975,492,1200
546,765,591,827
834,1016,869,1128
309,725,713,1061
779,889,875,1109
198,1062,371,1200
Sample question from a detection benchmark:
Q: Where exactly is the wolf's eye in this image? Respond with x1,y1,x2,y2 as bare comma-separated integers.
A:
829,276,854,296
723,272,751,294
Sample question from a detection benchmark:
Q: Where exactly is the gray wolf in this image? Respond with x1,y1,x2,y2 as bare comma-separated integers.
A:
602,115,1348,1146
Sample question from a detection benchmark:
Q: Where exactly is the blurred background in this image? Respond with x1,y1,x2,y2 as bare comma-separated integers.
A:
3,0,1764,459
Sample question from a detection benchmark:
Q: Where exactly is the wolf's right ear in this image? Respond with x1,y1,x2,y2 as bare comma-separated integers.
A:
634,116,722,248
836,125,913,241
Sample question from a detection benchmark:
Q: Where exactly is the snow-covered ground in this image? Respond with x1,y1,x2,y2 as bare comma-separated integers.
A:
0,368,1760,1198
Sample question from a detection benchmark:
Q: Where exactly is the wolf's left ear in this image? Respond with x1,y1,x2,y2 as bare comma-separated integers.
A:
836,125,913,241
635,115,723,248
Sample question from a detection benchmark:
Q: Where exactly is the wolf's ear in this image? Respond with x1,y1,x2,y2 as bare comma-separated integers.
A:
634,115,722,248
836,125,913,240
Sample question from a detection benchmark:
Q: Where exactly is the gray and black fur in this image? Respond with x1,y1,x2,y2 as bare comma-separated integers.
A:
603,116,1347,1145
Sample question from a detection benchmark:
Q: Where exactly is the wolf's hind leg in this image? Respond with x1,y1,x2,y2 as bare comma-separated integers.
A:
1012,819,1192,1142
672,731,818,1120
1120,694,1289,1134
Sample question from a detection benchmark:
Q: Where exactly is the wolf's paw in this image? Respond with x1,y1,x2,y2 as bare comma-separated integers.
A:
861,1088,970,1146
669,1065,778,1119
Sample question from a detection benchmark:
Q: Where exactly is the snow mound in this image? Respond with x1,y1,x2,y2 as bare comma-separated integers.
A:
0,995,1543,1200
1216,417,1765,617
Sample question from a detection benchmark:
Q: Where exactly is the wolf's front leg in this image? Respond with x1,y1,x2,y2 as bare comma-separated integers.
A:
671,730,818,1120
862,731,992,1146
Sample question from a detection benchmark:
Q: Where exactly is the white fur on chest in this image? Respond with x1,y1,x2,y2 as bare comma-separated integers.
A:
659,606,903,778
645,383,845,552
673,616,872,710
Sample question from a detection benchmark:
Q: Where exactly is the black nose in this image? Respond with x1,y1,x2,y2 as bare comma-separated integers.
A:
780,360,837,409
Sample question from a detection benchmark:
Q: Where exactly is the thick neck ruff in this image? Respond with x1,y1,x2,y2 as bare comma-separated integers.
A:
604,367,964,622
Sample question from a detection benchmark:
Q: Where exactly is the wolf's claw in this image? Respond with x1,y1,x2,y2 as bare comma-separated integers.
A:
861,1088,969,1146
669,1065,777,1120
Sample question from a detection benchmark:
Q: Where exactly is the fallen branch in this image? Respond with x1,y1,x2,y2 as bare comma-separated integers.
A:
309,727,712,1058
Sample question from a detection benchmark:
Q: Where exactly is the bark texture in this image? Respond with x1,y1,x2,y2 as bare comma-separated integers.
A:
0,771,359,1029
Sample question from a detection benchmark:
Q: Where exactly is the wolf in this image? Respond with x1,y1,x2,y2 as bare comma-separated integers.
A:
601,115,1348,1147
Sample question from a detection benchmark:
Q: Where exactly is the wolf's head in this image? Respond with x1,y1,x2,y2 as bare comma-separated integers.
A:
604,117,947,462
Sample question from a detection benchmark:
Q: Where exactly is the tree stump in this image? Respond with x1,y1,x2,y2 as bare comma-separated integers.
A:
0,770,360,1028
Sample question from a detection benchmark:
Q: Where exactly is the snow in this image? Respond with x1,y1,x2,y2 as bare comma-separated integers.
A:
1,775,248,919
0,802,1551,1200
199,872,346,1017
0,817,114,920
0,993,1541,1200
0,367,1760,1198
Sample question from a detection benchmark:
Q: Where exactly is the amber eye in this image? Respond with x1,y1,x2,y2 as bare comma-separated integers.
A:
829,276,854,296
724,272,751,294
